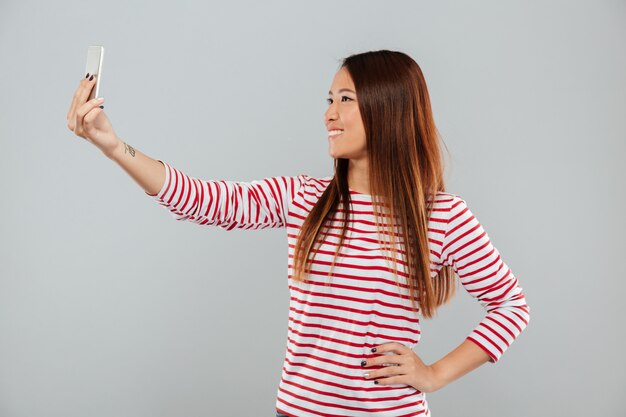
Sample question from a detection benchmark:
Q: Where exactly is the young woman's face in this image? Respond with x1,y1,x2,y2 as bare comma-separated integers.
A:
324,67,367,160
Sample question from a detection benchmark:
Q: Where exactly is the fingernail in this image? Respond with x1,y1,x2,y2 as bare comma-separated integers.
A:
374,380,379,385
371,348,377,353
85,73,90,78
99,105,104,109
89,74,94,81
363,372,370,378
360,360,366,367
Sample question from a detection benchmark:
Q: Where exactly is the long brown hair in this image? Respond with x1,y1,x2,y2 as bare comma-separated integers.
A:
292,50,456,319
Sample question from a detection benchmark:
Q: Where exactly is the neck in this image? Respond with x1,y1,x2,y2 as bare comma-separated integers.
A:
347,157,370,194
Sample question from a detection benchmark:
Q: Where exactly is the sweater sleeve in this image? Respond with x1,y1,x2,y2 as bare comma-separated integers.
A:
146,160,307,230
439,195,530,363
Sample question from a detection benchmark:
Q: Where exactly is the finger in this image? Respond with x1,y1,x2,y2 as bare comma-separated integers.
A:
67,76,92,128
364,364,407,382
363,354,404,368
78,74,98,106
76,96,104,123
67,73,91,121
69,74,97,124
67,83,83,128
371,374,408,386
67,87,79,122
75,97,105,135
370,342,409,355
83,98,106,126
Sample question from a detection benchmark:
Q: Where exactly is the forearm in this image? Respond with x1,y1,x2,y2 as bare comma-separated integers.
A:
429,338,492,392
104,136,165,196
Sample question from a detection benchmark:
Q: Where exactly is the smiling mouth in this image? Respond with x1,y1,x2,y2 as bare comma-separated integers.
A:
328,130,344,138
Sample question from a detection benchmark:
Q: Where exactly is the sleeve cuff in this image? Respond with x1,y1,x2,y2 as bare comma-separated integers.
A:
144,160,169,199
466,335,499,364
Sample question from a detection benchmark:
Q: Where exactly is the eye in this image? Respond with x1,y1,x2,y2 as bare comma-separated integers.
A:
326,96,353,104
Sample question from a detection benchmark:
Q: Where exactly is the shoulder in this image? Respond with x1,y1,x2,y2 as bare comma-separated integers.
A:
428,192,474,228
287,174,333,200
301,174,333,192
309,174,333,188
430,191,465,210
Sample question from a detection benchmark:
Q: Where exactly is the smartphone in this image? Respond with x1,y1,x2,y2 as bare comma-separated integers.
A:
85,45,104,101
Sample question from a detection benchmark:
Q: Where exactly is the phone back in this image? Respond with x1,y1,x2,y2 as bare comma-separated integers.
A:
85,46,104,101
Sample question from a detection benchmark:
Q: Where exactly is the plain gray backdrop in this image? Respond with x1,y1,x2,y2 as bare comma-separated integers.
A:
1,0,624,416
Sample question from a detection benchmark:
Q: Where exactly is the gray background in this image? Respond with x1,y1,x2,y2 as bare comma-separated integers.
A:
1,0,624,416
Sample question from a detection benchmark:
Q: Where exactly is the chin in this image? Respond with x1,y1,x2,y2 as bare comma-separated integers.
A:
329,150,358,160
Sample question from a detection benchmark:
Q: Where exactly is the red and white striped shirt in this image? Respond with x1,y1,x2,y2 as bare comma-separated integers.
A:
149,161,530,417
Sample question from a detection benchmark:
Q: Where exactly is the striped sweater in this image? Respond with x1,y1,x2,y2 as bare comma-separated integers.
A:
148,161,530,417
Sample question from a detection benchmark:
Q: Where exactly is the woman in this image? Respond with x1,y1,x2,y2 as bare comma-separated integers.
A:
67,49,530,417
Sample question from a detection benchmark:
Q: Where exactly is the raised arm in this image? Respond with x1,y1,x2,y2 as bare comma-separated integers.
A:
148,161,306,230
106,139,165,196
67,74,306,231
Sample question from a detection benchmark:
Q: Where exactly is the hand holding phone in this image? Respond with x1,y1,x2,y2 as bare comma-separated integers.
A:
66,45,120,158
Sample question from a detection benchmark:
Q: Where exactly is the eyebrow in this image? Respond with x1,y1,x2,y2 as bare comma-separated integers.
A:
328,88,356,95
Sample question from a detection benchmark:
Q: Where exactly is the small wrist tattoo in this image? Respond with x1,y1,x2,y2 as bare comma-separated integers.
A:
124,142,136,157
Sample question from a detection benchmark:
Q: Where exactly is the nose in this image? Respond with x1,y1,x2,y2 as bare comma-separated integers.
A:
324,102,338,125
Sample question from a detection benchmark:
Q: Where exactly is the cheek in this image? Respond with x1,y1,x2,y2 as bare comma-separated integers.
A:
347,111,365,135
350,119,366,146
